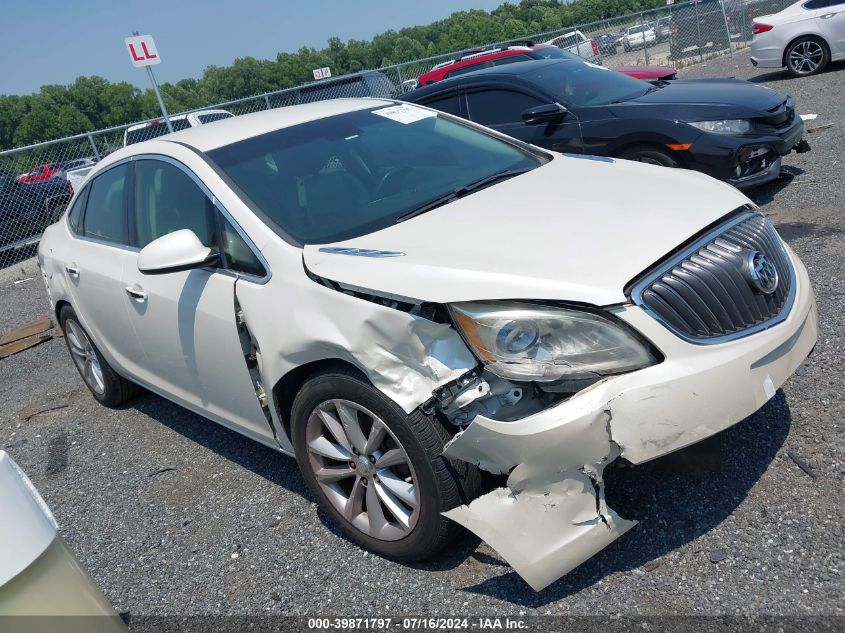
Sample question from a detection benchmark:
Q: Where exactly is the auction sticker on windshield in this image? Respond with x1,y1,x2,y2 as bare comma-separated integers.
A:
372,104,436,124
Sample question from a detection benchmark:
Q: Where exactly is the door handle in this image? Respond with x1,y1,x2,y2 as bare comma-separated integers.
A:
65,263,79,276
124,285,148,301
821,12,837,18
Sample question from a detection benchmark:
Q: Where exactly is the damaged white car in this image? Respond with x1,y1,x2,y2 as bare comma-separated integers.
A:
37,99,817,591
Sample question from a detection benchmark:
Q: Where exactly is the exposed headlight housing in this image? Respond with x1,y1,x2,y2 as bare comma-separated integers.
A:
688,119,752,135
449,301,657,382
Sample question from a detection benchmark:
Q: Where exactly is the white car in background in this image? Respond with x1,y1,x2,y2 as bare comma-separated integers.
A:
123,108,235,146
38,99,817,591
622,24,657,51
0,451,126,628
751,0,845,76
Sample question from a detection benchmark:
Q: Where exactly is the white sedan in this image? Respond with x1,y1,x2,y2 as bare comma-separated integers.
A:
751,0,845,76
38,99,817,591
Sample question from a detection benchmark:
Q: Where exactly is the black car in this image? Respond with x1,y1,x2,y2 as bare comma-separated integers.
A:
1,173,73,252
401,59,810,189
595,33,619,56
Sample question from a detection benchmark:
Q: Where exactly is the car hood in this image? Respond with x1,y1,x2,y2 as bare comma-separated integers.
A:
302,154,750,306
629,78,786,114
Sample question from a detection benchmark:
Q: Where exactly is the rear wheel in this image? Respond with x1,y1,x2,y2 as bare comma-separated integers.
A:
619,145,679,168
785,37,829,77
291,366,481,561
59,305,140,407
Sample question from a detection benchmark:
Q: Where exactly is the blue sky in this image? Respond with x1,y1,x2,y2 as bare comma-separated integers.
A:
0,0,505,96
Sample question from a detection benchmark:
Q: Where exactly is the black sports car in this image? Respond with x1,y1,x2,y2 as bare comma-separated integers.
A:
401,58,810,189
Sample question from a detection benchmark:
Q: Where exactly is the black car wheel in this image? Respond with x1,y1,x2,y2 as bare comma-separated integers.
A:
620,146,679,168
785,37,829,77
291,365,482,561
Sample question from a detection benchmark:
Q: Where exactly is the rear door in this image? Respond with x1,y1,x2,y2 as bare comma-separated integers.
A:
463,84,584,153
120,156,273,442
63,162,147,375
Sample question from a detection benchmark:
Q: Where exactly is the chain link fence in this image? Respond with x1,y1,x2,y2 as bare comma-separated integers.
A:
1,0,795,273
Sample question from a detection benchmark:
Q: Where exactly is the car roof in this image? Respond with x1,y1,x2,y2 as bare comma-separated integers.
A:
109,98,393,156
404,59,571,99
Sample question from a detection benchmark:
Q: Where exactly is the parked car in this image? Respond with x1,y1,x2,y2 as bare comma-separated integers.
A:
614,64,677,82
596,32,620,55
123,109,235,146
750,0,845,76
0,451,127,627
543,29,601,61
622,24,657,51
669,0,733,60
59,157,97,172
653,16,672,42
417,44,665,87
1,172,73,252
39,98,817,592
17,162,64,183
296,70,396,103
402,58,810,189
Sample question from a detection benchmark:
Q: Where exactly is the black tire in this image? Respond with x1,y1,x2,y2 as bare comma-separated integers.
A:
619,145,680,168
291,365,482,562
785,36,829,77
59,305,140,407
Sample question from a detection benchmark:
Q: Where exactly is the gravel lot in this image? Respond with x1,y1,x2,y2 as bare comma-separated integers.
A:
1,51,843,623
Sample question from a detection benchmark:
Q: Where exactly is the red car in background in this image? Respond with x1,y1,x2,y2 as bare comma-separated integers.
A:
17,162,64,183
415,44,676,88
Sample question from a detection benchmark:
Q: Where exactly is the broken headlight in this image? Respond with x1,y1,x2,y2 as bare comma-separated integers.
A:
449,301,656,382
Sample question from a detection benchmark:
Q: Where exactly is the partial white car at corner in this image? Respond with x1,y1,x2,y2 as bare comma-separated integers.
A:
37,98,817,592
0,451,126,630
750,0,845,76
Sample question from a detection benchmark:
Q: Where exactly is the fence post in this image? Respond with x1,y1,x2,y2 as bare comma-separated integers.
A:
264,94,272,110
719,1,734,58
86,133,100,160
693,0,704,62
641,12,649,65
395,64,405,92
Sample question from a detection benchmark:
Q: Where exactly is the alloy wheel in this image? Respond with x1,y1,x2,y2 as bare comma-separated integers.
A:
789,40,823,75
305,399,419,541
64,319,105,395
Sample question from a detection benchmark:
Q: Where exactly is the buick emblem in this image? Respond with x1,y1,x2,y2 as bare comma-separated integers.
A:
744,250,779,295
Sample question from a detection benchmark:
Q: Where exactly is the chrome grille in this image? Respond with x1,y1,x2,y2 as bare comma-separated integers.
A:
631,212,795,343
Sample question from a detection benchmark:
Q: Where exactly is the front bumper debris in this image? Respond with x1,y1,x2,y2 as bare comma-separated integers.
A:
441,247,818,591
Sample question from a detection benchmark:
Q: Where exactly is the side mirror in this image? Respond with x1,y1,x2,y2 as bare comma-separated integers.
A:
522,103,569,125
137,229,219,275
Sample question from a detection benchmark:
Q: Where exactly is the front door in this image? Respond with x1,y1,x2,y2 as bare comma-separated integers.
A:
463,87,584,154
120,157,273,443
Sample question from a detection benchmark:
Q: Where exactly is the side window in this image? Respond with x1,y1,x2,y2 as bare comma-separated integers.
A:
803,0,829,8
67,188,87,233
133,159,216,248
133,158,266,277
466,89,545,126
83,164,128,244
219,219,266,277
420,94,460,116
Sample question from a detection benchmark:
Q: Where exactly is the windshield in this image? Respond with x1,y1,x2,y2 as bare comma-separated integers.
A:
197,112,234,124
525,62,650,107
208,105,541,244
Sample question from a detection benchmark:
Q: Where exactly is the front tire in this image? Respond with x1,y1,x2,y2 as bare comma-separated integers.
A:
291,366,481,561
59,305,140,407
785,37,829,77
619,145,680,168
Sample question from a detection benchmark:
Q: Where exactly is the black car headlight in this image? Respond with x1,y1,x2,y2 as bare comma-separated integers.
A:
449,301,657,382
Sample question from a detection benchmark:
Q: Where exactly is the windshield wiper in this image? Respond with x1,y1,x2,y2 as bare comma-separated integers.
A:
395,168,532,223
